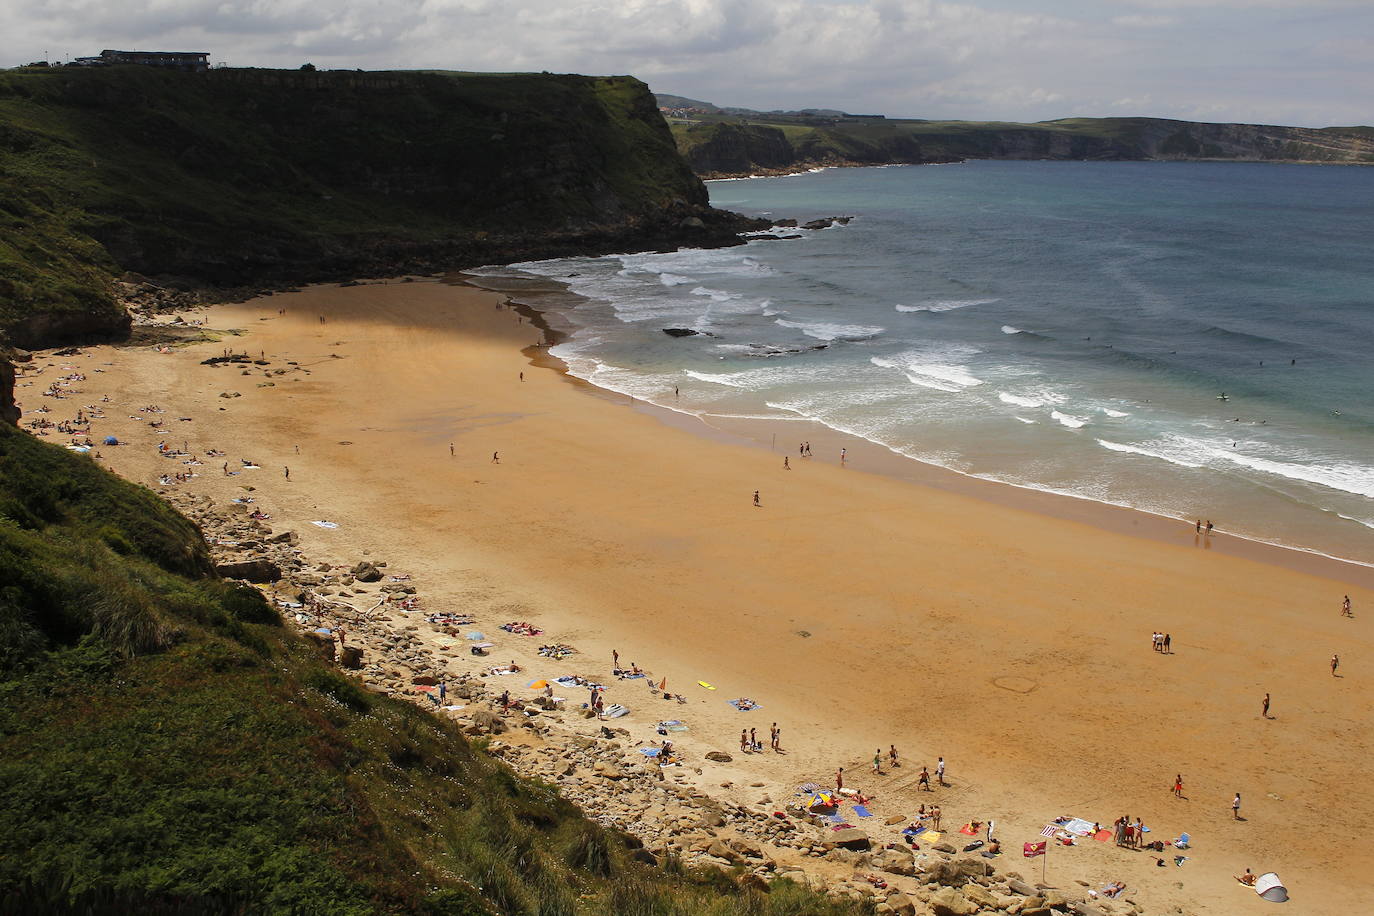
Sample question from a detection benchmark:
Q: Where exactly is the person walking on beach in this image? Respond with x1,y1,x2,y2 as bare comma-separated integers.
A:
936,756,946,786
1262,692,1270,718
1163,633,1171,653
1173,774,1184,798
337,628,346,647
889,745,900,768
840,447,847,464
931,805,942,830
753,490,761,507
1196,520,1202,534
1342,595,1352,617
1232,793,1242,819
783,456,790,470
519,371,523,382
873,749,883,775
750,727,758,751
491,451,499,463
740,730,749,753
1206,520,1214,534
438,681,447,704
919,766,931,791
284,466,290,480
1331,654,1340,676
613,649,620,670
449,442,454,457
836,767,844,791
770,722,779,751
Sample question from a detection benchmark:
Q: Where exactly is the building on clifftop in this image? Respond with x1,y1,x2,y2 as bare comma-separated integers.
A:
71,50,210,72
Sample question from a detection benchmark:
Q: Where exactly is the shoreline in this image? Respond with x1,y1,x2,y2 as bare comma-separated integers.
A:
20,277,1374,915
464,272,1374,591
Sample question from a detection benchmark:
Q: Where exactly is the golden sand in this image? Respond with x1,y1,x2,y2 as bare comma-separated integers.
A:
23,278,1373,914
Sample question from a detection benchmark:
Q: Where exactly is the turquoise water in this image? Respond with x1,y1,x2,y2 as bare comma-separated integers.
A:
489,161,1374,565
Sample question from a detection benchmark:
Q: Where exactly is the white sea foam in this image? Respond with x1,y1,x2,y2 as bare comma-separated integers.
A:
870,349,984,393
1014,417,1036,424
998,392,1043,408
1209,449,1374,500
895,298,999,313
1101,408,1130,418
1097,439,1204,469
691,286,740,301
659,272,694,286
1001,325,1024,335
1050,410,1088,429
775,318,885,341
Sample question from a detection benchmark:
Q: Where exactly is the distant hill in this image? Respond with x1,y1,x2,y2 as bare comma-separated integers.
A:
654,95,1374,177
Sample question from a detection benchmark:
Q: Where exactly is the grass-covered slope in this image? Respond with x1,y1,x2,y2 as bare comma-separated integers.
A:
669,111,1374,176
0,422,863,915
0,66,739,348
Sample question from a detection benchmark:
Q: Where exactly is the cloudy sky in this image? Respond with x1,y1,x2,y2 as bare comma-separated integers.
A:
3,0,1370,127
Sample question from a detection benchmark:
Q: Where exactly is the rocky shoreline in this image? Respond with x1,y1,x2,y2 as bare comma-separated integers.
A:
177,488,1149,916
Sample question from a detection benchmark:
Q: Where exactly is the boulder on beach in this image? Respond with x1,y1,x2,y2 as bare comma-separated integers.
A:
351,561,383,582
704,751,733,763
830,828,870,851
215,558,282,583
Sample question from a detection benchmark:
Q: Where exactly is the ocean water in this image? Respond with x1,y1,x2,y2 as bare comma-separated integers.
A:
481,161,1374,566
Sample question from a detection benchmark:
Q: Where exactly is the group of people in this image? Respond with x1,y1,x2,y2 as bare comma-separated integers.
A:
1150,631,1173,653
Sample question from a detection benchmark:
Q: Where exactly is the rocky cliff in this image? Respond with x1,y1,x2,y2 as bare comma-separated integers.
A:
0,67,760,348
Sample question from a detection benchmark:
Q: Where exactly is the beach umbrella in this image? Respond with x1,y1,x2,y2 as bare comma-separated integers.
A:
103,435,119,445
1254,873,1288,902
527,679,549,690
808,792,834,808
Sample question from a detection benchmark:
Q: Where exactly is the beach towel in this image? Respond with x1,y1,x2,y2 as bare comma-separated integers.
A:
1061,818,1096,837
901,826,926,837
440,705,465,711
853,805,873,818
639,747,662,757
465,631,486,641
1093,829,1112,842
960,825,979,836
311,520,338,529
603,704,629,718
962,841,984,852
314,627,333,636
728,699,761,711
830,823,857,831
920,831,941,844
823,813,845,823
697,681,716,689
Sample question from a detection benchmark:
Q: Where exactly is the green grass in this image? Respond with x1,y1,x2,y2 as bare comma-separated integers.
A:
0,421,868,914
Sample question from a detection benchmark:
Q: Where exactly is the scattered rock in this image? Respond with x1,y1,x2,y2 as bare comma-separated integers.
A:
215,558,281,583
704,751,733,763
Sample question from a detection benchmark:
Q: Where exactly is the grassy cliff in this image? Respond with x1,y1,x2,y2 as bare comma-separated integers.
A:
0,421,863,915
668,111,1374,177
0,67,750,349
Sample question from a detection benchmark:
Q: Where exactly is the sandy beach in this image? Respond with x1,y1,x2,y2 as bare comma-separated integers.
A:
17,278,1373,915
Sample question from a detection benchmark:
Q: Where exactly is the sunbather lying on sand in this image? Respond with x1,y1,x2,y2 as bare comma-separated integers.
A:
1235,869,1257,886
1103,882,1126,898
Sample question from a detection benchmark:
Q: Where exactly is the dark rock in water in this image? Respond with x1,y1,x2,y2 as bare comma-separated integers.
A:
663,328,699,337
802,218,834,230
216,559,281,583
773,218,798,228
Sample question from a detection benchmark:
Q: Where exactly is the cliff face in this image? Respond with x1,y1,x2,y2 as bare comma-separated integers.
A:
671,114,1374,177
0,67,757,348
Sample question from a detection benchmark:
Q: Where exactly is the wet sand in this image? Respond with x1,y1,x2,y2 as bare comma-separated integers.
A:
22,278,1373,914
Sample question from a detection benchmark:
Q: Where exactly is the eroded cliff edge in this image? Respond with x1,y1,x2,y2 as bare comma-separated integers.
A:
0,67,762,348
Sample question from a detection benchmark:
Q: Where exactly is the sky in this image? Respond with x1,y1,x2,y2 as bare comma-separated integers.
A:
3,0,1370,127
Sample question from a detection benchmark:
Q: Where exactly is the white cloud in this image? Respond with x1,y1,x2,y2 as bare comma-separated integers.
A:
1,0,1370,127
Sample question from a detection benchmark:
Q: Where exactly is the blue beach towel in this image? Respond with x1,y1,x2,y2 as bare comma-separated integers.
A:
639,747,662,757
853,805,873,818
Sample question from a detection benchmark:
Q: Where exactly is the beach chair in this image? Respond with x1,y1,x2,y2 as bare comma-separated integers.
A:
1172,833,1190,849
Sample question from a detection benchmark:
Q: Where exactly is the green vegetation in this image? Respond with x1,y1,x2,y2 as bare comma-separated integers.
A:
0,66,718,348
666,106,1374,177
0,421,866,914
